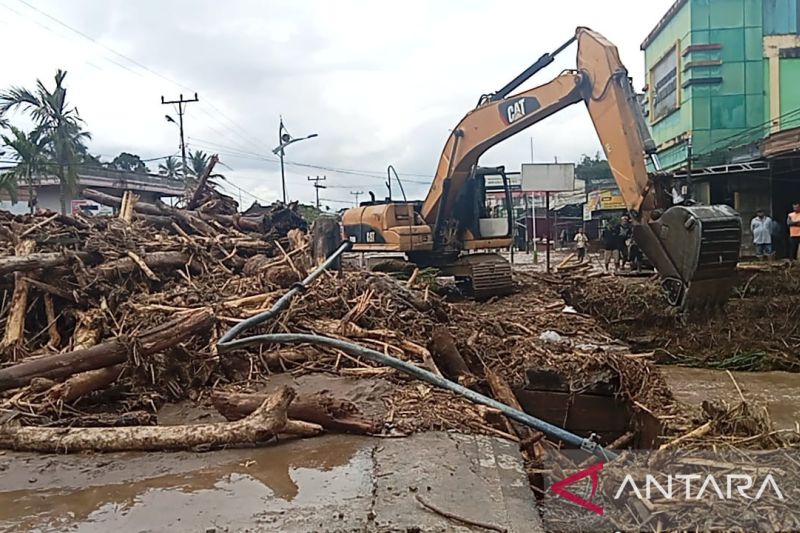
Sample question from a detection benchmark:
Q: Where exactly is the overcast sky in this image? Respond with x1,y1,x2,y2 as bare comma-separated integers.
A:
0,0,673,210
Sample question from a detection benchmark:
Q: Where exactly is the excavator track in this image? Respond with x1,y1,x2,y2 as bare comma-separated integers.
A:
441,253,513,300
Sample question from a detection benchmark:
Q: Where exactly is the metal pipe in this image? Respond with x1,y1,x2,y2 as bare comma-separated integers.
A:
216,239,618,460
218,240,352,346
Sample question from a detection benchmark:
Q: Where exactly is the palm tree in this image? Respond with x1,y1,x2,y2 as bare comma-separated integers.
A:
158,156,180,178
0,70,91,214
1,126,47,212
0,173,18,204
184,149,210,178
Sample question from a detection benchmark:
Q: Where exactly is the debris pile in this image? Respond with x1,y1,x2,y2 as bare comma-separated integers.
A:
0,198,676,452
562,265,800,371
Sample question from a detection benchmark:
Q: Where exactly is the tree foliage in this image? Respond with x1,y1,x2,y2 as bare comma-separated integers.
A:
107,152,149,173
158,156,181,179
0,126,48,210
0,69,91,214
575,152,612,182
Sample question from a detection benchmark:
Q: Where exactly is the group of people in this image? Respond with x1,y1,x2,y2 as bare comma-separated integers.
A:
600,215,641,272
750,202,800,261
570,215,642,272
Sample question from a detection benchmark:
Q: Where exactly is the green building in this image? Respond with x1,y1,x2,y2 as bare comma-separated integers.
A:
641,0,800,256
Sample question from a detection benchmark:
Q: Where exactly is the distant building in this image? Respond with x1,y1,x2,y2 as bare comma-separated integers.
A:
0,167,184,215
641,0,800,256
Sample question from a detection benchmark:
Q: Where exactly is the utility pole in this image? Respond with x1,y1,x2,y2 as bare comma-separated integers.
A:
351,190,363,206
308,175,327,209
161,93,199,177
273,117,318,204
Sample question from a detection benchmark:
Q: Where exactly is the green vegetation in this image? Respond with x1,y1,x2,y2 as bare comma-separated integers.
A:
0,70,91,214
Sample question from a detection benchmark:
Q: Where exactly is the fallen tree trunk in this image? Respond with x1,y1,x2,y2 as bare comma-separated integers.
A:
95,251,193,279
485,368,545,460
0,309,213,392
429,327,476,387
1,240,36,354
82,188,218,237
0,386,321,452
47,364,125,403
82,188,264,235
211,389,379,434
0,251,100,277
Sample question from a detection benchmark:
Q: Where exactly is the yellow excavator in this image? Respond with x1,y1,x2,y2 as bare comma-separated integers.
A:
342,27,741,308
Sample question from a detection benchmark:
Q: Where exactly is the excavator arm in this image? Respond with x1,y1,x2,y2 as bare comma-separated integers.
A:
421,26,741,309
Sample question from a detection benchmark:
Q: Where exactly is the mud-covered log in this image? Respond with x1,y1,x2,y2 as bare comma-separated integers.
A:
485,367,545,459
47,364,124,403
429,326,475,386
211,390,379,434
203,213,264,232
311,216,342,266
1,240,35,353
0,309,213,392
95,251,193,279
0,250,100,276
0,386,321,452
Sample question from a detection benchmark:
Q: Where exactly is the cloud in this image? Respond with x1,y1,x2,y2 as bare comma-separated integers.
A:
1,0,673,207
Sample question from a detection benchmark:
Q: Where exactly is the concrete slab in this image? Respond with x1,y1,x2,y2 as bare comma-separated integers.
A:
373,432,542,532
0,431,540,532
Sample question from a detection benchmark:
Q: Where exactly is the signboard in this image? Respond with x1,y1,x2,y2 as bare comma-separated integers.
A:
521,163,575,192
651,45,679,120
586,189,626,212
484,174,522,192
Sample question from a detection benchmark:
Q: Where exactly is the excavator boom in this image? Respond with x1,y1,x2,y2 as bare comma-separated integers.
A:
343,26,740,308
418,27,741,309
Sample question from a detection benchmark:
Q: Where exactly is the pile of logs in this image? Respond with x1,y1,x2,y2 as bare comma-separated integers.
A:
0,187,674,454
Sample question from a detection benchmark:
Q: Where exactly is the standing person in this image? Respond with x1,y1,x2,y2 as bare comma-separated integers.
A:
750,209,774,261
574,227,589,262
618,215,633,269
559,228,568,249
789,202,800,261
628,237,643,272
602,221,621,272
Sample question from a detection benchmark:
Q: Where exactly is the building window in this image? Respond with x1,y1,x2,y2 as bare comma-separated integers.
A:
651,45,680,121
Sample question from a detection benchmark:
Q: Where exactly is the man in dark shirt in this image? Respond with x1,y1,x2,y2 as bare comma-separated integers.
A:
618,215,633,269
603,221,621,272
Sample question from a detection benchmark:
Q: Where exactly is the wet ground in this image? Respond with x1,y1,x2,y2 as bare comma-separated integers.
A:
0,432,540,533
661,366,800,430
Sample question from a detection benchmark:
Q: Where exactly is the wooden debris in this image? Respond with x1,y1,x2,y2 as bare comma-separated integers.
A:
210,389,379,434
0,309,213,392
1,240,36,355
429,326,476,387
0,386,320,452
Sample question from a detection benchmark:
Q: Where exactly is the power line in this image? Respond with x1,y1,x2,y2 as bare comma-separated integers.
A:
7,0,268,157
350,190,364,206
189,137,432,184
3,0,437,200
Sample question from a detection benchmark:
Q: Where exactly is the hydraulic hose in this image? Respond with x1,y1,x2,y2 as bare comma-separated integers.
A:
216,241,618,461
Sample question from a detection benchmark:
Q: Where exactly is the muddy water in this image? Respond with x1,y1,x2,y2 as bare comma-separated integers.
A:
661,366,800,430
0,435,372,532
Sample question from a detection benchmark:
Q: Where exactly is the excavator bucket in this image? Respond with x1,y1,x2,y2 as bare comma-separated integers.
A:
635,204,742,310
